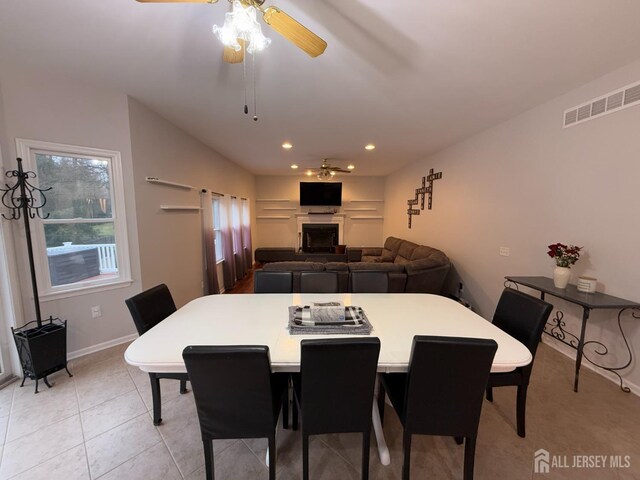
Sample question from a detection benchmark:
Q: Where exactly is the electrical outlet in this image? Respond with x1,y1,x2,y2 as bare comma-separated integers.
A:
91,305,102,318
499,247,510,257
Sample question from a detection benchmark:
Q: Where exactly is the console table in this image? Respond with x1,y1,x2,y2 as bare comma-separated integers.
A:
505,276,639,393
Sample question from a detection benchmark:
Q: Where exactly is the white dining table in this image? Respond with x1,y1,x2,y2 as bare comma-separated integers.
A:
125,293,531,465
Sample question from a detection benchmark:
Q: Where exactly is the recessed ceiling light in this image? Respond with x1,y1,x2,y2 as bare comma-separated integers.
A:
365,144,375,151
290,164,298,169
282,142,293,150
347,164,355,170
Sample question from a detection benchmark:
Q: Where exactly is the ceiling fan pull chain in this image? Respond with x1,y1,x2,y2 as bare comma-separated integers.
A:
243,41,248,115
253,53,258,121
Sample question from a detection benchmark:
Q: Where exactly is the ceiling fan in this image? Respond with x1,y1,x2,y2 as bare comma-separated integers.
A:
303,159,352,180
135,0,327,64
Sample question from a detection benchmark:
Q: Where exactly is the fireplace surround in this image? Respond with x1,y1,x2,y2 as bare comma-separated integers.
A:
295,213,345,251
302,223,339,253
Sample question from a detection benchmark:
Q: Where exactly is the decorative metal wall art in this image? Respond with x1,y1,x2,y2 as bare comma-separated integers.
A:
407,168,442,228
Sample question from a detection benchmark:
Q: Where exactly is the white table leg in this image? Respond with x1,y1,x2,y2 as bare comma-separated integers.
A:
372,398,390,465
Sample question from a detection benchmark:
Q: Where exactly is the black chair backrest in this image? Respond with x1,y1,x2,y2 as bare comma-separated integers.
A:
492,289,553,369
349,271,389,293
125,284,177,335
182,345,278,440
300,271,339,293
254,270,293,293
404,336,497,437
300,338,380,434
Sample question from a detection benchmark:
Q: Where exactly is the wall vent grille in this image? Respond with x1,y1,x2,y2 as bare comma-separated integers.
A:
563,80,640,128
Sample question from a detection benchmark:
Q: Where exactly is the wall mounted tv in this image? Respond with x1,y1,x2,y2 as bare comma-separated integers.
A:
299,182,343,206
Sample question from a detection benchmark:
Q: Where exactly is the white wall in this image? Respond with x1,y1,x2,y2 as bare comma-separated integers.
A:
0,68,143,357
254,176,385,249
128,98,255,306
384,59,640,392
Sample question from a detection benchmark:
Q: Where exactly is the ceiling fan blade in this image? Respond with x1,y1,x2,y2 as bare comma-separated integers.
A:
136,0,217,3
223,39,245,64
332,169,351,173
262,7,327,58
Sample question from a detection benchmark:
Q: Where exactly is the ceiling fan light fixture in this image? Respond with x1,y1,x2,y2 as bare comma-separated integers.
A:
213,0,271,53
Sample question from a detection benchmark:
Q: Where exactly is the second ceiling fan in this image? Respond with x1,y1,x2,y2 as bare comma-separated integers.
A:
136,0,327,63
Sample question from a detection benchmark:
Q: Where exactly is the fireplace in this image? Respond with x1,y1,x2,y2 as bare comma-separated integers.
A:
302,224,339,253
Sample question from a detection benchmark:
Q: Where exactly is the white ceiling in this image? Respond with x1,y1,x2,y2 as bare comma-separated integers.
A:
1,0,640,176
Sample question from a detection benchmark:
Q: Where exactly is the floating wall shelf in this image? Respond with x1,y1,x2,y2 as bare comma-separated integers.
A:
146,177,194,190
160,205,201,211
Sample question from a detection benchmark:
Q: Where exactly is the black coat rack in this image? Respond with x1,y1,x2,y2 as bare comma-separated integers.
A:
1,157,72,393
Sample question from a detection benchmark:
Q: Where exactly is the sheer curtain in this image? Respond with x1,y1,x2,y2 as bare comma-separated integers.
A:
241,198,252,271
220,194,237,290
231,196,246,280
200,190,219,295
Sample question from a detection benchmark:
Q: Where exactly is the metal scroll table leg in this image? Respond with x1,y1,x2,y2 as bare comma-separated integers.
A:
573,308,590,393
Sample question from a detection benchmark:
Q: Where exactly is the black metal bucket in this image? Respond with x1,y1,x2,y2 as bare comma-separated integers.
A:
11,317,72,393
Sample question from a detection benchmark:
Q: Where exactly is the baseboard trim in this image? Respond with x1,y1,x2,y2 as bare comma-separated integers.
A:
542,337,640,397
68,333,139,360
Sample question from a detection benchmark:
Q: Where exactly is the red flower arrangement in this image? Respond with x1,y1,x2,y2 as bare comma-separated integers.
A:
547,243,582,268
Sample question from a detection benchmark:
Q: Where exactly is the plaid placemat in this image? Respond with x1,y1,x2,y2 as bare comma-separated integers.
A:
288,306,373,335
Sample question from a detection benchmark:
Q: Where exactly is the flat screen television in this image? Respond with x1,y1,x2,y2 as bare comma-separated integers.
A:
299,182,342,206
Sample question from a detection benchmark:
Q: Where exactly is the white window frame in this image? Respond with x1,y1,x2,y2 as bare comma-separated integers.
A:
16,138,132,301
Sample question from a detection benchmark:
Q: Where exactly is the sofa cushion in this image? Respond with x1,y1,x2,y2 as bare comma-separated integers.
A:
380,249,395,262
383,237,404,256
361,247,383,257
348,262,405,273
324,262,349,271
361,256,383,263
410,246,447,262
263,261,325,272
404,257,448,274
397,241,418,259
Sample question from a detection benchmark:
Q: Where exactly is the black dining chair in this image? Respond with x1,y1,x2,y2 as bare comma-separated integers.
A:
183,345,287,480
349,271,389,293
300,271,339,293
125,284,188,425
379,336,497,480
254,270,293,293
485,288,553,437
292,338,381,480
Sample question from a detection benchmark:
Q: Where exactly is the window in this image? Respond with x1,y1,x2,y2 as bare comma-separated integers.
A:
16,139,131,298
212,195,223,262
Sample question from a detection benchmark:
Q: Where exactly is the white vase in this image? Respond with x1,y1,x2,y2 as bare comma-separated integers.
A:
553,266,571,289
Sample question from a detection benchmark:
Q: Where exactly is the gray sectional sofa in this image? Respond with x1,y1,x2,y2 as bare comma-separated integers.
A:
260,237,450,294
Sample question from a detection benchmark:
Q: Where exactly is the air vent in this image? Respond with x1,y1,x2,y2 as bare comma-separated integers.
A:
563,80,640,128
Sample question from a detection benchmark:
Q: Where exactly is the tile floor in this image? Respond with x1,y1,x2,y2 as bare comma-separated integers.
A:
0,341,638,479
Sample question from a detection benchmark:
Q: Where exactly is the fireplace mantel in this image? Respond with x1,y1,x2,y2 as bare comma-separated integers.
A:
296,214,344,249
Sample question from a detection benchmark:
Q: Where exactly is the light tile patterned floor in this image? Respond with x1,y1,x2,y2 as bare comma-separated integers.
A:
0,342,639,479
